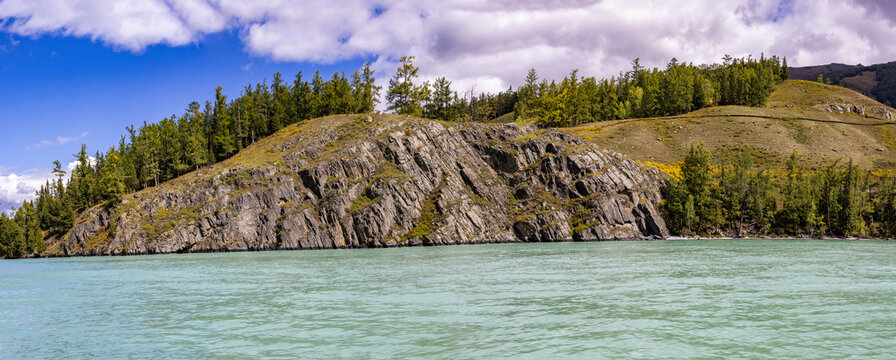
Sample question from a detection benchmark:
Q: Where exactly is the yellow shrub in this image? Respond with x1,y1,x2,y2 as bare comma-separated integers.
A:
638,160,682,180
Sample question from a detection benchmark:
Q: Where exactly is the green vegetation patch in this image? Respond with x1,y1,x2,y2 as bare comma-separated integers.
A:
348,194,381,214
403,197,437,241
513,131,542,143
346,161,414,215
464,186,492,209
83,226,113,251
276,203,314,229
568,205,597,236
372,161,412,181
403,180,446,241
141,205,202,240
509,185,563,224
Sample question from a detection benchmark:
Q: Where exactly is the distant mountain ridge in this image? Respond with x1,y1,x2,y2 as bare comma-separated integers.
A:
789,63,858,81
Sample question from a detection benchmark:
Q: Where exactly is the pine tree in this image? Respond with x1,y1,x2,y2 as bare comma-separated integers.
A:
184,102,208,169
270,72,292,131
782,57,790,80
839,159,865,236
641,71,662,117
51,160,66,180
0,213,25,258
780,151,805,233
69,144,92,212
685,195,697,234
46,181,74,235
681,143,712,231
292,72,313,121
426,77,456,121
534,80,565,127
386,56,424,116
139,121,162,187
15,201,44,253
874,175,896,237
100,147,127,208
310,71,326,118
352,62,380,113
514,68,539,120
818,160,842,234
326,71,354,115
212,86,236,160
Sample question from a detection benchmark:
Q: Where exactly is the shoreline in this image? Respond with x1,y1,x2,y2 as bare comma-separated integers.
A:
667,236,895,241
7,235,664,260
7,235,895,260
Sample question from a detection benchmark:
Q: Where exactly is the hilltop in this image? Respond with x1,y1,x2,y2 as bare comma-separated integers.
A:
567,80,896,169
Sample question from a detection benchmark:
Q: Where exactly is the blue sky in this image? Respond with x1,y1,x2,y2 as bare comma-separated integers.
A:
0,31,364,171
1,0,895,210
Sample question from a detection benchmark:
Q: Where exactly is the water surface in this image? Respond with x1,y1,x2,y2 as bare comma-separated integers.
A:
2,239,895,359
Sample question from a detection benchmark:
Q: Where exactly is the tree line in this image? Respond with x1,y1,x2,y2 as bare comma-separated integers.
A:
383,54,789,127
0,54,793,257
664,145,896,238
514,55,788,127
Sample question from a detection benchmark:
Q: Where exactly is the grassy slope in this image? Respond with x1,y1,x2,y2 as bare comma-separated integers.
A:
839,71,878,94
568,80,896,169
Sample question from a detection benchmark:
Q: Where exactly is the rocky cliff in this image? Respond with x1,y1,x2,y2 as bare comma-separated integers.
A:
44,115,669,256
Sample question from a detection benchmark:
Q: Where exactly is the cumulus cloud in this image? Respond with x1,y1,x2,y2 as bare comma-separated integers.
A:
0,168,50,212
25,131,88,150
1,0,895,92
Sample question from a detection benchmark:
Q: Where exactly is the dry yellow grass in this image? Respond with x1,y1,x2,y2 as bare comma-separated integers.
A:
568,80,896,170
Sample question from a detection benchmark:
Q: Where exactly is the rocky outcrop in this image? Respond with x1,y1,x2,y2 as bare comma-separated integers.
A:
813,102,893,120
44,115,669,257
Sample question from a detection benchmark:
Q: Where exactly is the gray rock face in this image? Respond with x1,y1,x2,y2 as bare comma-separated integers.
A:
46,117,669,257
813,102,893,120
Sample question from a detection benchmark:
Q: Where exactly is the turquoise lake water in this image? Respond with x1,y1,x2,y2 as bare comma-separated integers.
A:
1,239,895,359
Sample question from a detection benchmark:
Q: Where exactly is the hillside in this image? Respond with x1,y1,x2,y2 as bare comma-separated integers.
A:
819,61,896,107
44,115,669,256
568,80,896,169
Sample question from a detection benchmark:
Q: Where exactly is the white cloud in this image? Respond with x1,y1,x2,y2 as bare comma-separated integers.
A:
0,168,51,212
0,156,95,213
25,131,88,150
66,156,96,173
1,0,895,93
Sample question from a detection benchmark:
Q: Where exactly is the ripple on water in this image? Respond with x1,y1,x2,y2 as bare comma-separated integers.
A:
1,239,895,359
